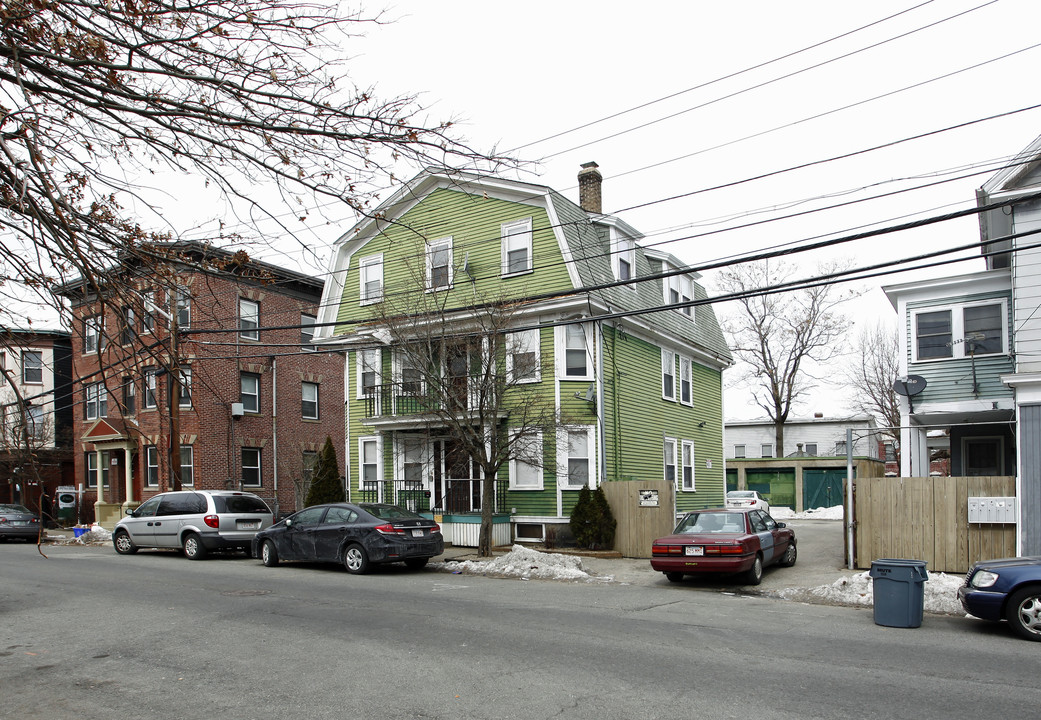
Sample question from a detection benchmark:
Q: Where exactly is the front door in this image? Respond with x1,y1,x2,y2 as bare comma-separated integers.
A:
280,506,325,561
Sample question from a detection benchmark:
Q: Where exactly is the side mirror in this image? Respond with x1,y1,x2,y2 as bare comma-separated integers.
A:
125,508,134,516
284,518,293,528
776,522,786,528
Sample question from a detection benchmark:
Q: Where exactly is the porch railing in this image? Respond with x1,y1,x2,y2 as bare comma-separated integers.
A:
361,380,479,418
354,478,508,515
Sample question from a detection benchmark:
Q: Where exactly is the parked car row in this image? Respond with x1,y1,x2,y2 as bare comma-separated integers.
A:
0,504,41,542
110,490,444,574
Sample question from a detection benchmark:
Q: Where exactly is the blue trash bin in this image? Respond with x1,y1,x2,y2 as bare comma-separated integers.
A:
869,558,928,628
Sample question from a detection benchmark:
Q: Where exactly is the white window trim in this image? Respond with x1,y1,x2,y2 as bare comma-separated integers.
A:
359,436,382,489
241,447,262,487
665,270,694,317
425,237,453,292
241,372,260,413
734,444,745,459
84,315,102,355
555,323,594,380
180,445,194,486
661,349,677,401
612,231,636,287
681,440,695,492
395,436,428,490
664,437,677,486
507,329,541,384
86,382,107,420
356,349,381,399
301,313,317,351
143,369,157,410
509,430,544,490
359,253,384,305
909,298,1008,363
501,217,533,277
302,381,319,420
239,298,259,341
679,355,693,407
178,368,192,408
22,351,43,385
145,446,159,487
557,425,596,490
761,444,773,458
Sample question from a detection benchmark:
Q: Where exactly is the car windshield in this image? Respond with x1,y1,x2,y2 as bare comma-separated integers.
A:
0,504,31,513
360,504,422,520
675,512,744,534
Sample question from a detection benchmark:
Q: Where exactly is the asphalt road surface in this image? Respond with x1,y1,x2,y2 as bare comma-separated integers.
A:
2,541,1037,720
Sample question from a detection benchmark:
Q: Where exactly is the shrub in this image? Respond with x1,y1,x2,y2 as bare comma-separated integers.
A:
304,437,345,506
569,484,617,550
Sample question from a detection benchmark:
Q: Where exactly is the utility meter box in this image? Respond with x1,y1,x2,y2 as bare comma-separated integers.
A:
968,496,1017,524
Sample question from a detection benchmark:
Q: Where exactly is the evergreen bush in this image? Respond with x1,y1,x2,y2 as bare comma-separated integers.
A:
568,484,617,550
304,437,345,507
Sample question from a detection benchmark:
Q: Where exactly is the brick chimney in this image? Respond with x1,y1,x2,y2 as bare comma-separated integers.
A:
578,162,602,214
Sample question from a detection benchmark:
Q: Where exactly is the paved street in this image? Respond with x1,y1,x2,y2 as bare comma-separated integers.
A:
2,539,1037,720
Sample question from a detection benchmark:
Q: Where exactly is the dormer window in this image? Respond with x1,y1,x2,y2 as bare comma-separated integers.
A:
501,218,533,276
912,300,1006,362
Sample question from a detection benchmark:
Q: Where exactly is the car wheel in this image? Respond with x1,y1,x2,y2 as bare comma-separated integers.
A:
261,540,279,567
113,530,138,555
779,542,798,567
182,533,207,561
343,544,370,574
665,572,684,583
745,554,764,585
1005,586,1041,641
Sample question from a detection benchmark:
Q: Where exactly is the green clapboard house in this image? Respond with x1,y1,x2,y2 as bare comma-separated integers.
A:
314,164,732,547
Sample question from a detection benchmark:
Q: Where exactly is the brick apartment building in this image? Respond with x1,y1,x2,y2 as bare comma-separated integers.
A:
0,329,75,513
55,242,344,527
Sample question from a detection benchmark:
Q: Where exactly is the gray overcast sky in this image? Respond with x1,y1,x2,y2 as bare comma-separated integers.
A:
40,0,1041,421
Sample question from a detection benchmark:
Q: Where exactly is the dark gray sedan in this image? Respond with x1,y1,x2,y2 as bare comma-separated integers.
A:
0,504,41,542
252,502,444,574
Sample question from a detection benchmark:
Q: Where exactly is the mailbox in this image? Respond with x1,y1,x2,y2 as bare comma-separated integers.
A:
968,496,1017,524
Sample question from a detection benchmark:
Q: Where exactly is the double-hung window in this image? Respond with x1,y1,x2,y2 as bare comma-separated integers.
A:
84,315,102,354
177,368,192,408
141,292,155,334
761,444,773,458
180,446,194,486
240,372,260,413
426,238,453,291
559,428,592,490
399,437,425,490
679,356,693,406
666,271,694,317
241,448,261,487
912,301,1006,361
25,405,43,440
681,441,695,491
143,369,157,409
734,444,746,458
302,382,319,419
239,298,259,340
85,382,107,420
358,349,380,398
507,329,540,383
502,218,533,275
613,234,635,285
175,287,191,328
359,254,383,304
360,437,380,489
122,377,136,415
557,323,592,379
301,313,316,350
664,438,677,485
509,430,543,490
661,349,677,401
22,351,42,384
121,307,135,345
145,446,160,487
86,451,109,488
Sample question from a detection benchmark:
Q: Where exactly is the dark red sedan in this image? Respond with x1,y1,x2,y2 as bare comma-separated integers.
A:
651,507,797,585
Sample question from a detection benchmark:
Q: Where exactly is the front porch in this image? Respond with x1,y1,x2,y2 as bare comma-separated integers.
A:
354,478,511,548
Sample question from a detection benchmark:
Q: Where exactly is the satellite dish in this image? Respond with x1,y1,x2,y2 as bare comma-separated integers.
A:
893,375,927,396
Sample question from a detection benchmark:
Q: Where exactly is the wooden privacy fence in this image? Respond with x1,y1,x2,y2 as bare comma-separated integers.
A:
600,480,676,558
853,476,1016,573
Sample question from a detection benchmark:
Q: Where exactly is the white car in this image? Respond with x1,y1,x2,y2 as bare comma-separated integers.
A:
726,490,770,514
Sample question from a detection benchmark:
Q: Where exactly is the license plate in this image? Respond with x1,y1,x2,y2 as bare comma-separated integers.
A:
12,521,28,526
239,521,259,530
685,546,704,556
411,529,425,538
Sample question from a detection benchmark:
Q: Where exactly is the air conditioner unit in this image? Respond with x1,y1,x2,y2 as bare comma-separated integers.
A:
230,403,244,418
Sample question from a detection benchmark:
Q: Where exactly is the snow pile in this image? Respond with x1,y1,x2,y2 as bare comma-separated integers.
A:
771,505,845,520
780,570,965,615
50,524,112,546
433,544,610,582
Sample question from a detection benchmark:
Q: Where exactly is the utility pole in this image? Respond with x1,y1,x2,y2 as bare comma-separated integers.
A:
169,291,182,491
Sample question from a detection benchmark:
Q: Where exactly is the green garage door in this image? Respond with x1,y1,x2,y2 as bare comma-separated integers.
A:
746,469,795,509
803,468,852,510
726,469,738,493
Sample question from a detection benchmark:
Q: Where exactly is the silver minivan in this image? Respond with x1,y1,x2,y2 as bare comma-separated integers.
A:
113,490,273,559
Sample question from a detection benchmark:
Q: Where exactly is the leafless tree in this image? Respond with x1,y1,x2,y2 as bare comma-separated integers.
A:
365,278,565,557
0,0,512,329
716,259,858,457
843,320,901,454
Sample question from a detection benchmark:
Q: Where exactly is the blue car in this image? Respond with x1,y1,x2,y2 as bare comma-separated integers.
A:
959,557,1041,641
